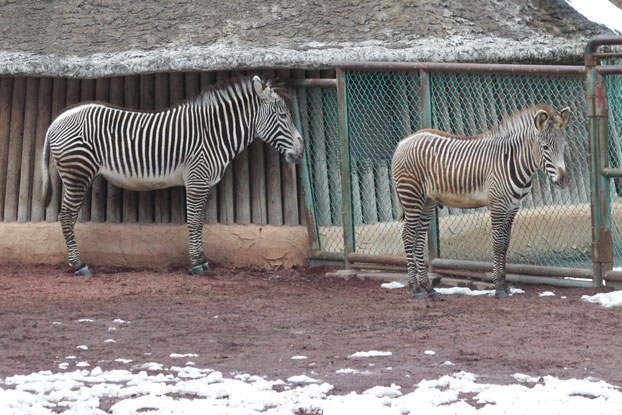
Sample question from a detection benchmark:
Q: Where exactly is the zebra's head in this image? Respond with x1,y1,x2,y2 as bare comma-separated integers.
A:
533,106,571,189
253,76,304,164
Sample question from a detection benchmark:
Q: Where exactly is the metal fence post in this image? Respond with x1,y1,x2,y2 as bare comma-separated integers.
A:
420,69,440,263
337,68,355,267
586,50,612,287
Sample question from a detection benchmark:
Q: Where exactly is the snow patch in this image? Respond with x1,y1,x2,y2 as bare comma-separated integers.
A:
287,375,320,384
582,291,622,308
349,351,392,358
2,367,621,414
170,353,199,358
566,0,622,34
76,345,88,350
513,373,542,383
539,291,556,297
291,356,308,360
436,287,525,296
424,350,436,355
381,281,406,289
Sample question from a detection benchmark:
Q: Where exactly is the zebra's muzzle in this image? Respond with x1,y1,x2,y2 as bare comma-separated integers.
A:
285,152,303,164
554,168,570,189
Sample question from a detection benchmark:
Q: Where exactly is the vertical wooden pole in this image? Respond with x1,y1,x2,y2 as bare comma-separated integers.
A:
337,68,354,267
46,78,66,222
106,77,124,223
248,71,267,225
232,69,252,225
420,69,440,261
0,77,13,221
138,74,155,223
169,72,186,223
31,77,53,222
262,70,283,226
277,69,299,225
199,72,219,224
290,72,320,252
17,77,40,222
154,72,171,223
216,71,235,225
90,78,109,222
77,79,95,222
4,77,26,222
307,70,330,227
123,75,139,223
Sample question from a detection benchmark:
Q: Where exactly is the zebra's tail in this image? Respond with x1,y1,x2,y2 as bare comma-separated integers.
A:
392,182,404,222
41,133,53,209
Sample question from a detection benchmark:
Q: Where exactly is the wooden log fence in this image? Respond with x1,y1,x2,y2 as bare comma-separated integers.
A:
0,71,305,226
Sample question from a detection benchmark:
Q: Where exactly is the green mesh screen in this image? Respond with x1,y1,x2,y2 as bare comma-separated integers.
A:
346,72,422,255
343,70,591,268
604,62,622,269
297,86,342,252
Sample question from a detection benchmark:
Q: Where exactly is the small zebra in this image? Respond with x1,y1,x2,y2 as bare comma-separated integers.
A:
41,75,304,276
392,104,570,299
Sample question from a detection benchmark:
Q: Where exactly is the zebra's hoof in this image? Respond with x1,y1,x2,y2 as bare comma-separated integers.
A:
427,290,442,300
74,265,93,277
495,289,509,299
412,291,426,300
188,265,204,276
201,261,210,271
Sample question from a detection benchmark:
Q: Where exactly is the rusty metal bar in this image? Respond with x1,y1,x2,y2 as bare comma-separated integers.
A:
602,168,622,178
604,270,622,282
431,258,593,279
596,66,622,75
585,35,622,65
335,62,584,75
288,79,337,88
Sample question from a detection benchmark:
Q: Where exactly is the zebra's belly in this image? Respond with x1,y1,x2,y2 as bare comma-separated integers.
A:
99,167,185,191
429,190,488,209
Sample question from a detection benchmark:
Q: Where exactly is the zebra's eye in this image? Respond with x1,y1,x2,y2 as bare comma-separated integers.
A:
542,144,550,151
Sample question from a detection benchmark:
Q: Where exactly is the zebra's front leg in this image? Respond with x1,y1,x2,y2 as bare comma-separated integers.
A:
186,182,210,275
59,184,92,277
490,204,519,299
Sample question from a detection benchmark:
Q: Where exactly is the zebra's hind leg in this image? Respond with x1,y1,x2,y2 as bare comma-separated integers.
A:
186,181,210,275
59,181,92,277
413,199,440,300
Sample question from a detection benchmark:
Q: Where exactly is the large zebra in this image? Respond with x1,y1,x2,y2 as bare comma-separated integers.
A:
392,104,571,299
41,75,304,277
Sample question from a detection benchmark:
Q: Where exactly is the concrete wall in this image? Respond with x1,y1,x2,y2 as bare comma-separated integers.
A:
0,223,309,270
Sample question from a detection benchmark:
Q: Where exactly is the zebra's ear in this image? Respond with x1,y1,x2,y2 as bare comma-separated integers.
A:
559,107,571,129
534,110,549,132
253,76,277,103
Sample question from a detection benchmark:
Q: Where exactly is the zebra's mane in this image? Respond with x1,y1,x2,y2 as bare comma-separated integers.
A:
486,104,556,139
418,104,557,142
186,75,288,108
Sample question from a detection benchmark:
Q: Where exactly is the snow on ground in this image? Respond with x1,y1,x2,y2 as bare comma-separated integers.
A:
582,291,622,308
566,0,622,33
435,287,525,296
2,365,622,415
349,351,392,358
381,282,406,289
539,291,556,297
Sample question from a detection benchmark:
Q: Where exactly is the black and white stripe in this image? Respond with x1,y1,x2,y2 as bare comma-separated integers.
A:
41,76,304,276
391,104,570,299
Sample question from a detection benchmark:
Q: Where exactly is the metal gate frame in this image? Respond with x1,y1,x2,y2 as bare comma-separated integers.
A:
291,35,622,289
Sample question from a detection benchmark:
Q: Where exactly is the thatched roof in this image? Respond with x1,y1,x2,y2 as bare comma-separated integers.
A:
0,0,613,78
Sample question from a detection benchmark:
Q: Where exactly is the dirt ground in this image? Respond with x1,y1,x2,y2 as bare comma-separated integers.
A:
0,263,621,395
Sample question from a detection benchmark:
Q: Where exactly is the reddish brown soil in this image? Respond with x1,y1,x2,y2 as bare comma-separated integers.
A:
1,263,621,394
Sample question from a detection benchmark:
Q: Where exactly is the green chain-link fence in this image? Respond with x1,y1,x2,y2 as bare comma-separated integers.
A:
296,86,342,252
339,70,592,268
604,59,622,269
297,55,622,280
